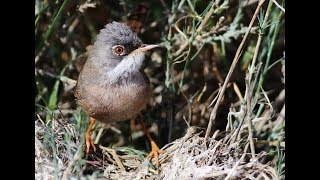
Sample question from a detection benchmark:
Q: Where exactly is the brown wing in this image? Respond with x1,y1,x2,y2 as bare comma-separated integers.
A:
74,46,95,100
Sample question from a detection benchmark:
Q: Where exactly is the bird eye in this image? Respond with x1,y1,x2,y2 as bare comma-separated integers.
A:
112,45,126,56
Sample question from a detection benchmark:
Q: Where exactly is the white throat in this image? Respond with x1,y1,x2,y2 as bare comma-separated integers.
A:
105,52,145,84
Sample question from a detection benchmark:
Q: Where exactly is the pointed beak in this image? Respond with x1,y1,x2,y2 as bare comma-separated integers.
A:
130,44,160,55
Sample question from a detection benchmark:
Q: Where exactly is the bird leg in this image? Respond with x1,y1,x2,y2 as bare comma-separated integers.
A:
85,118,97,155
138,117,165,168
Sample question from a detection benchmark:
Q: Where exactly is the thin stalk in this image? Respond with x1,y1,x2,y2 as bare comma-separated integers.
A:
196,0,222,33
249,0,274,82
178,42,206,93
205,0,266,139
266,57,284,72
245,73,255,158
187,0,198,16
36,0,69,54
43,0,69,41
253,9,283,108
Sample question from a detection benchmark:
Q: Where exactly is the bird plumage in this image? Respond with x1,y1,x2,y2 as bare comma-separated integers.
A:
75,22,151,122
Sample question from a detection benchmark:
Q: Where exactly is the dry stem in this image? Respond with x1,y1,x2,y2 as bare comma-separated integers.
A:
245,73,256,159
205,0,266,139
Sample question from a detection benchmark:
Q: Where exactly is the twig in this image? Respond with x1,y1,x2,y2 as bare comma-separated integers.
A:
197,83,207,102
204,0,266,139
174,1,227,58
245,73,255,159
241,116,272,129
251,62,262,95
173,16,191,58
253,4,284,108
196,0,221,33
228,94,247,145
224,142,250,180
99,145,126,171
159,126,197,164
207,84,222,108
248,32,262,83
177,0,187,10
249,0,274,83
272,0,285,13
233,82,243,102
201,87,219,116
94,126,104,144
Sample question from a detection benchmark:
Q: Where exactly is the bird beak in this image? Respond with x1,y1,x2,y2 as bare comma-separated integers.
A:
130,44,160,55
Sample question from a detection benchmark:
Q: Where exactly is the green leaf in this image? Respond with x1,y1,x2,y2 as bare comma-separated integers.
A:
36,0,69,55
46,79,60,122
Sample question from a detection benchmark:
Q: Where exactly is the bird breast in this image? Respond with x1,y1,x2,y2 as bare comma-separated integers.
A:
76,73,151,123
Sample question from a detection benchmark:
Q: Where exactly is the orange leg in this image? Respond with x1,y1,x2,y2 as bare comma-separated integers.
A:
138,117,165,167
85,118,97,155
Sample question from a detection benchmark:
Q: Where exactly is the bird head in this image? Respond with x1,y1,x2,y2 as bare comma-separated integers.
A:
91,22,159,78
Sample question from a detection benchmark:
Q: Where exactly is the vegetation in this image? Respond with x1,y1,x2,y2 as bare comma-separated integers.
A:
35,0,285,179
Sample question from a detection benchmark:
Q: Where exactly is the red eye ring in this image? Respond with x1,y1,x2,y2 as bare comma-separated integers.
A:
112,45,126,56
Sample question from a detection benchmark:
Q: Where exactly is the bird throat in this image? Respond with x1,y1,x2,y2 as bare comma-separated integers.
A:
104,52,146,84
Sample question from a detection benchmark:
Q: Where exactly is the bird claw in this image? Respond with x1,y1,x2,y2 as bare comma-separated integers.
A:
85,133,96,156
146,140,165,168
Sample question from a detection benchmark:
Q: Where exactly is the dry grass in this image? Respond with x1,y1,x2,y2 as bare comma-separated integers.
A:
160,127,278,179
35,120,281,179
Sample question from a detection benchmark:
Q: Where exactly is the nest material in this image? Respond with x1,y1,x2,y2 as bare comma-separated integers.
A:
159,127,278,179
35,118,278,179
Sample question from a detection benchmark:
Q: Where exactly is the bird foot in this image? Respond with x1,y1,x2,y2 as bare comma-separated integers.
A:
146,140,165,168
85,132,96,156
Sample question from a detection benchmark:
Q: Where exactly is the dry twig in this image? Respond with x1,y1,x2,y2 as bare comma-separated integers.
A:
205,0,266,139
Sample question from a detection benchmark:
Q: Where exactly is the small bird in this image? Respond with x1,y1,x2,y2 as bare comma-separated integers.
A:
75,22,164,167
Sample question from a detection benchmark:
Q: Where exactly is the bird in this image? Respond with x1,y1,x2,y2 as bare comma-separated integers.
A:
74,21,164,167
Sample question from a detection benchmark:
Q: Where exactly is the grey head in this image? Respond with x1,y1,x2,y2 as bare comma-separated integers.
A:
90,22,159,83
